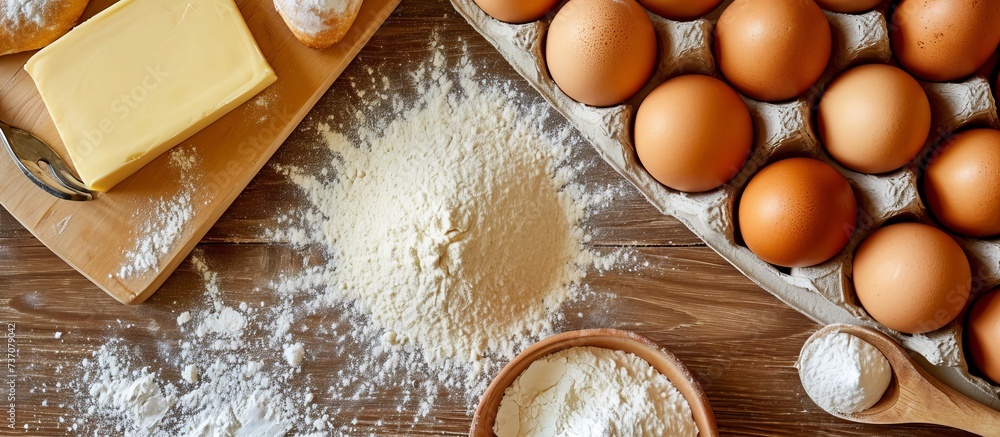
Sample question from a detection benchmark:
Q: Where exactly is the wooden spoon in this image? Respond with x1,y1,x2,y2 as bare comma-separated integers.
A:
807,324,1000,436
470,328,718,436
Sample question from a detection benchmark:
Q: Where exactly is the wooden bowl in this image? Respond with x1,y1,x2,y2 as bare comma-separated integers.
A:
470,328,719,436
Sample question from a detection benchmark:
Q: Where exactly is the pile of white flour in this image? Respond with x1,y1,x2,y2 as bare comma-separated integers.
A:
494,347,698,437
274,50,598,367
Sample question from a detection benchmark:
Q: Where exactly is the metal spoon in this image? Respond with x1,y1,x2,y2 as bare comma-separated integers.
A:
0,121,94,201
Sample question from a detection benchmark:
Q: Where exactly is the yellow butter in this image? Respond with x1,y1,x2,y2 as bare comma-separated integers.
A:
25,0,276,192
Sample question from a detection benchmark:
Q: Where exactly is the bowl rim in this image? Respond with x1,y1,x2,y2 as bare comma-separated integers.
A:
470,328,719,436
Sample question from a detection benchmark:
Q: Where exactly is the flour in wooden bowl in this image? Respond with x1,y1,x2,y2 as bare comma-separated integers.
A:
495,347,697,437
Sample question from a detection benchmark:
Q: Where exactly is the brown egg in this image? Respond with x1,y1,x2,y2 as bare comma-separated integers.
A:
738,158,857,268
637,0,721,20
818,64,930,174
714,0,831,102
853,223,971,334
473,0,559,23
891,0,1000,82
813,0,881,13
634,75,753,192
968,289,1000,384
546,0,657,107
924,129,1000,238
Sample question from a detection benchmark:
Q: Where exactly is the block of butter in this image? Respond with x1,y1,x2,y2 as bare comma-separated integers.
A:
25,0,276,192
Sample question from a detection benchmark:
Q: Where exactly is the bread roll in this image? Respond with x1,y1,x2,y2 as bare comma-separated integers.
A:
274,0,364,49
0,0,89,56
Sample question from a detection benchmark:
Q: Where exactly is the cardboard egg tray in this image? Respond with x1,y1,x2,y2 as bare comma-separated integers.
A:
451,0,1000,409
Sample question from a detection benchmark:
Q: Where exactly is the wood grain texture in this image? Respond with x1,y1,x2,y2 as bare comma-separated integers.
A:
0,0,977,435
0,0,400,304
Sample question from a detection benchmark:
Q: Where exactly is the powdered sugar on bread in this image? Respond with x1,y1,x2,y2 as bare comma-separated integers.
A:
0,0,88,55
3,0,56,25
274,0,363,49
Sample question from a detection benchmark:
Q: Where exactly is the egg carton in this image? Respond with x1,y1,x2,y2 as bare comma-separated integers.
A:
451,0,1000,410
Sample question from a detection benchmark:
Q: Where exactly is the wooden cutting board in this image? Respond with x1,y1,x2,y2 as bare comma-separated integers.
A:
0,0,400,304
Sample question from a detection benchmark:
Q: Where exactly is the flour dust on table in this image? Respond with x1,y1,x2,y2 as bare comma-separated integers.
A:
114,147,200,280
61,33,631,434
76,255,327,436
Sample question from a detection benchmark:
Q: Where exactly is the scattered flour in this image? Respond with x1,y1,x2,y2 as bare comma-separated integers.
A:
68,35,628,434
176,311,191,326
284,343,305,367
195,306,247,337
115,147,199,279
84,341,177,436
181,365,198,384
494,347,698,437
796,331,892,414
76,255,326,435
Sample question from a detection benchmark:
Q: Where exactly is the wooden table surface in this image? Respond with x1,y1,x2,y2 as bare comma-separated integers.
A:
0,1,978,435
